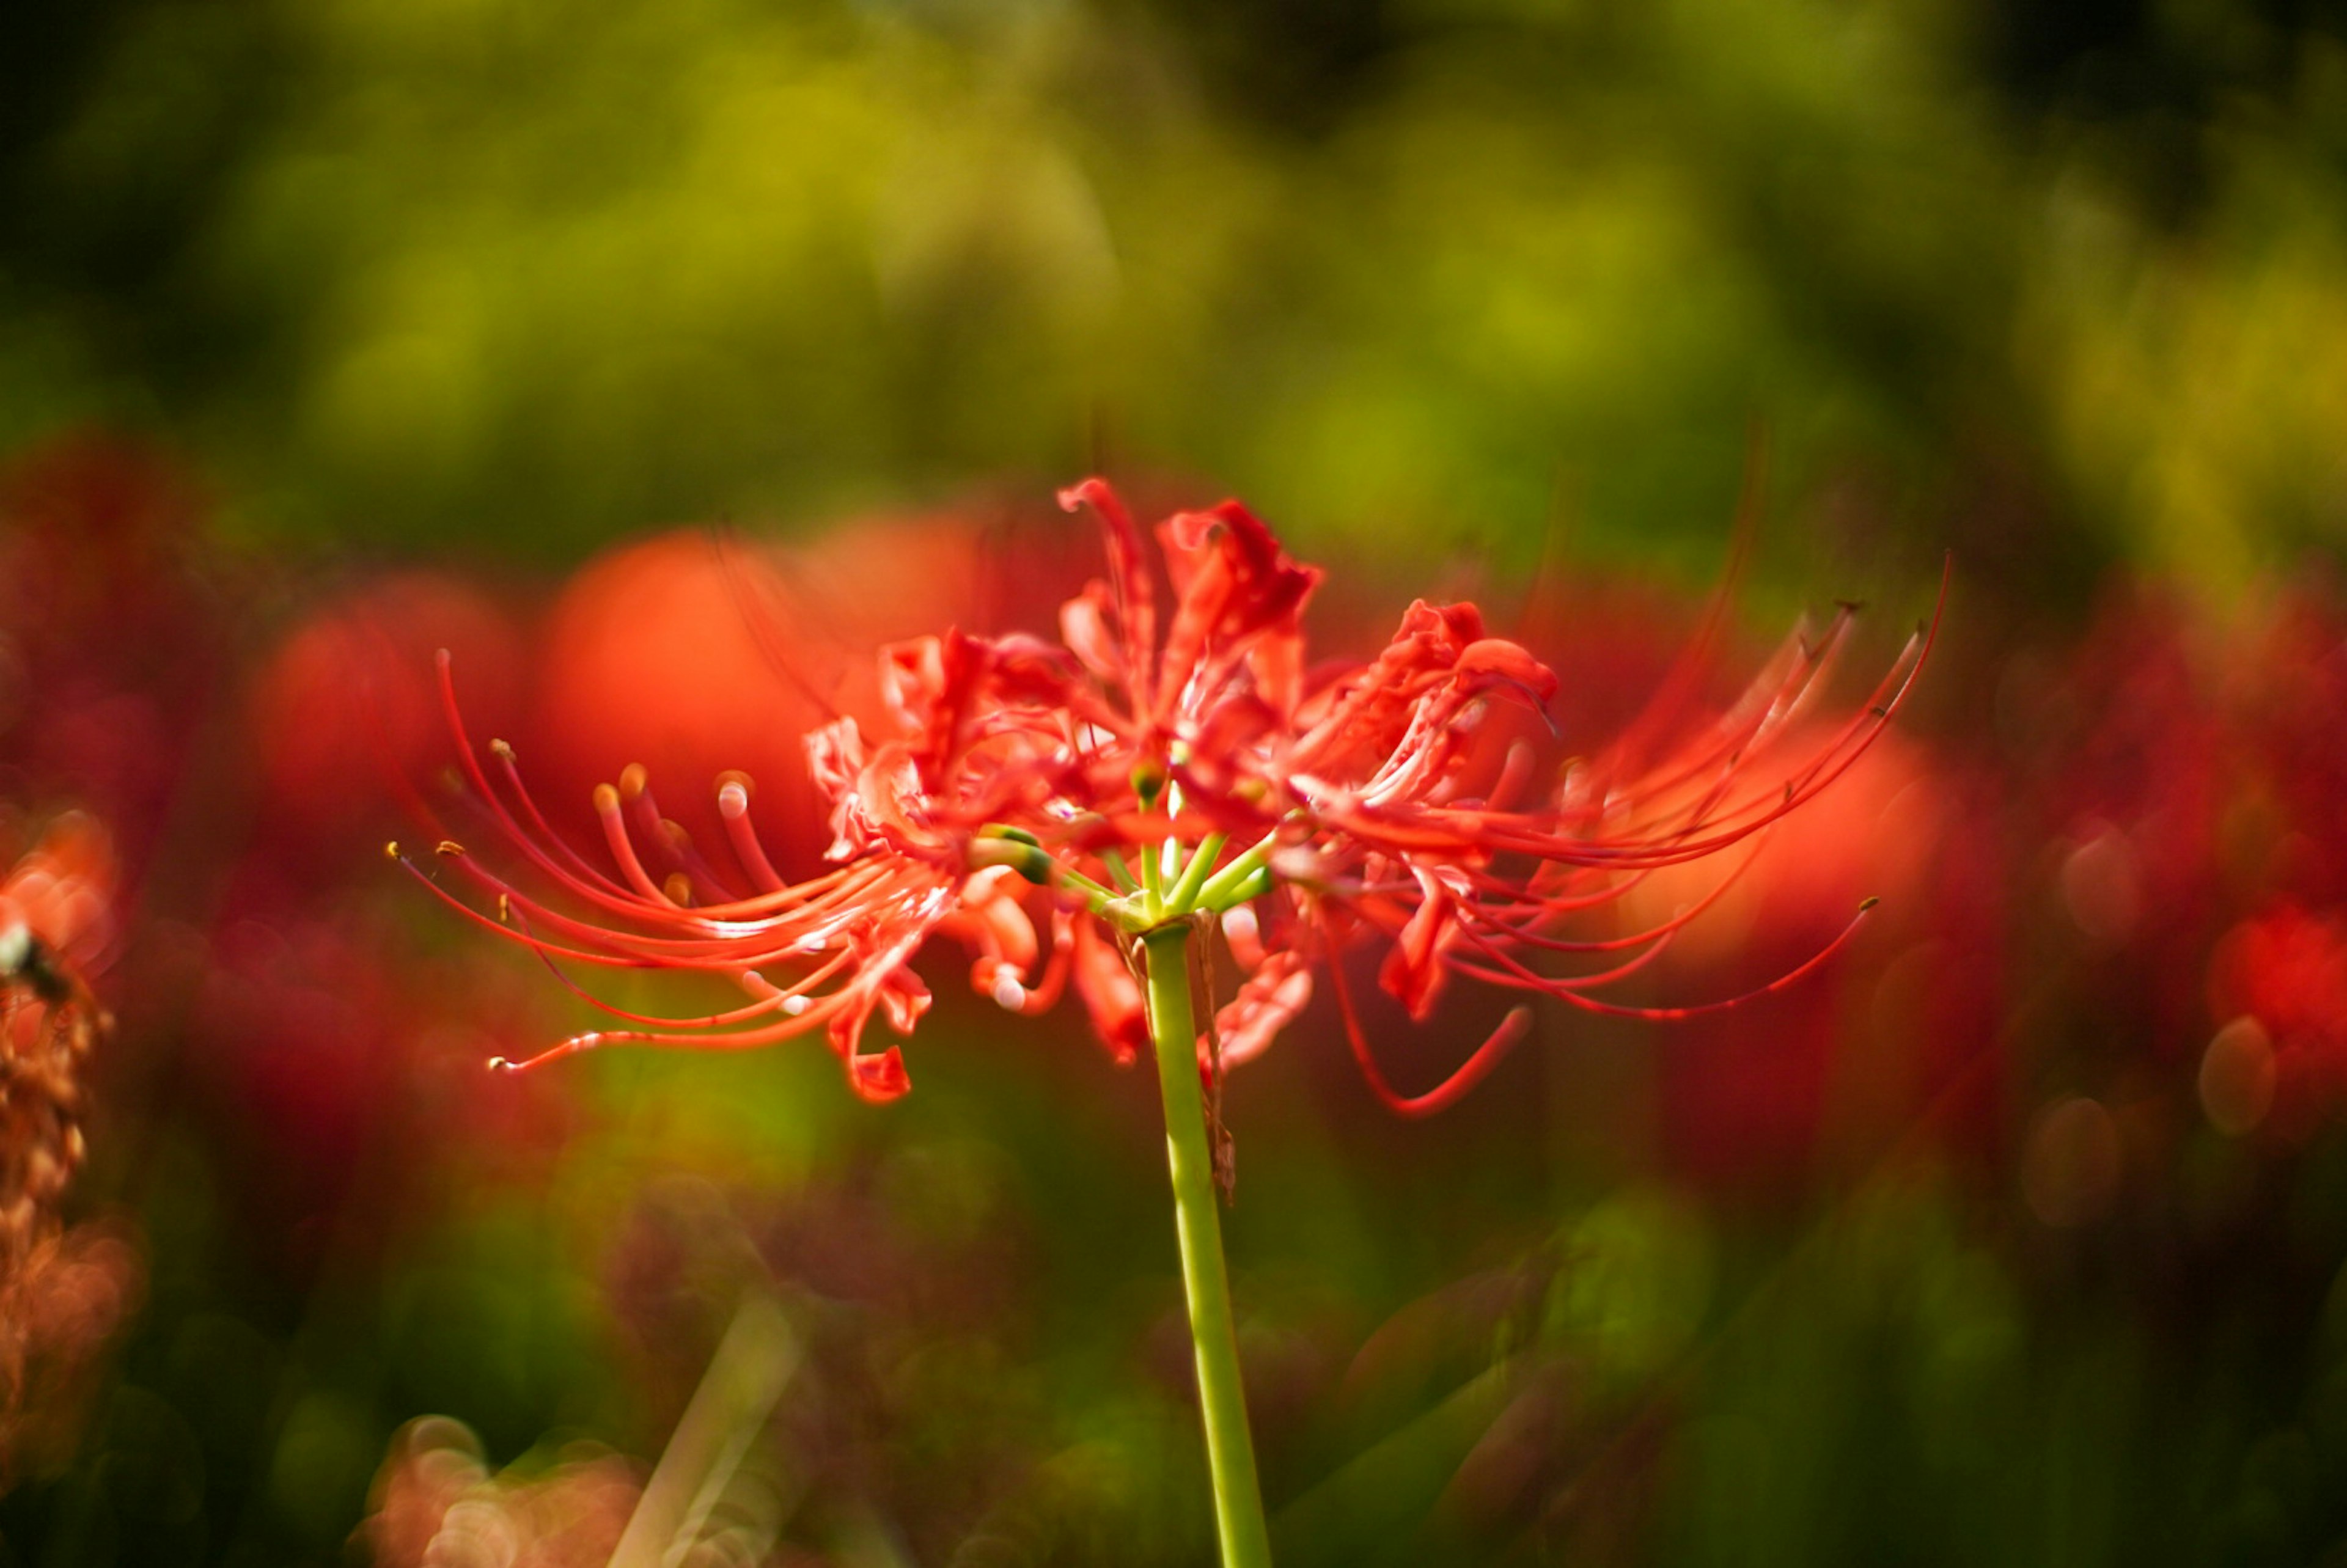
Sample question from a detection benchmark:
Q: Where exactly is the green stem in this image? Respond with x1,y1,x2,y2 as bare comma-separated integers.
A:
1165,831,1230,915
1053,865,1120,910
1141,833,1167,914
1142,923,1274,1568
1194,832,1277,912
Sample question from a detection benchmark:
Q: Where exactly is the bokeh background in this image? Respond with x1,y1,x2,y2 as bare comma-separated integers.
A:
6,0,2347,1561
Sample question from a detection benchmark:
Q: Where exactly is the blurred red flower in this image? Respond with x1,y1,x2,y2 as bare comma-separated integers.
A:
1635,733,2007,1189
252,571,529,854
0,433,220,874
522,515,997,882
2208,904,2347,1119
0,811,139,1487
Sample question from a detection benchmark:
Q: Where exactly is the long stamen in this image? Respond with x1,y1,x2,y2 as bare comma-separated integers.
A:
486,739,631,898
505,898,855,1027
617,763,746,904
435,653,682,921
426,841,921,968
1320,936,1536,1118
1445,897,1879,1019
1476,836,1768,954
595,780,676,905
716,774,787,893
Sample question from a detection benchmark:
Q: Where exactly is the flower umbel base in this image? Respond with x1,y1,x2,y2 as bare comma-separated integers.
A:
1143,920,1274,1568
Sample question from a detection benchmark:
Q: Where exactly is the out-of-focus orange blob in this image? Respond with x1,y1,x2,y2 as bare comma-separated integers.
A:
2200,1016,2277,1134
523,516,990,879
0,813,116,969
366,1416,639,1568
252,573,527,848
2022,1094,2123,1226
1629,731,2004,1192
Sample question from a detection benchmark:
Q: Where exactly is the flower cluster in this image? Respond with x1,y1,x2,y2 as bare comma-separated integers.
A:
0,813,139,1485
403,480,1936,1109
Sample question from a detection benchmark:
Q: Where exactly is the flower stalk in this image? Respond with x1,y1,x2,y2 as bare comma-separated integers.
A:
1142,918,1273,1568
408,474,1941,1563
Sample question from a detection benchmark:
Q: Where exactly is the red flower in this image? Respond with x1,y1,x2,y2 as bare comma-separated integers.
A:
0,813,136,1486
2209,904,2347,1110
403,480,1937,1109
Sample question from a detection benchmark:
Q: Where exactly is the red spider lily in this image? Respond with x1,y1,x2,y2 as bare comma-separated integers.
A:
400,480,1939,1109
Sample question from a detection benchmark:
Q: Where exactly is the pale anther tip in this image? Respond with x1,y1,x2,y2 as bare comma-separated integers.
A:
782,995,810,1016
592,782,620,812
435,648,452,669
992,973,1027,1011
489,738,515,760
485,1056,513,1072
619,763,648,799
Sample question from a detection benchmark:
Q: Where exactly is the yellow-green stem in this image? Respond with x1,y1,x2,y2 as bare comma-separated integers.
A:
1142,922,1273,1568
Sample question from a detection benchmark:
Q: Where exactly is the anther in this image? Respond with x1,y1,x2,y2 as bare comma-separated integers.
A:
991,970,1027,1010
1859,896,1880,912
592,783,621,814
435,840,466,857
384,841,402,860
717,776,751,818
663,872,694,906
619,763,648,801
490,738,515,760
